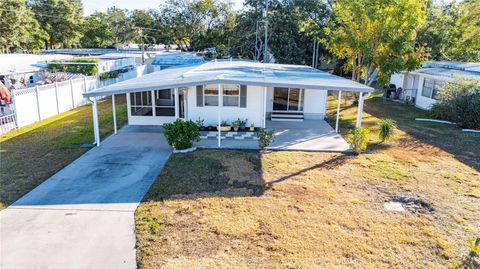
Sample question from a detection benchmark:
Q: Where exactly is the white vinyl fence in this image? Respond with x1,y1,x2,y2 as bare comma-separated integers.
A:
0,65,148,135
0,112,17,134
11,76,97,129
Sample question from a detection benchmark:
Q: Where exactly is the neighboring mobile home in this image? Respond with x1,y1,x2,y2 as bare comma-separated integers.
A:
83,60,373,148
151,53,206,72
390,61,480,110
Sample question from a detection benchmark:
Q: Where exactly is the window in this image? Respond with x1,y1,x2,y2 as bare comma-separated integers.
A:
223,84,240,107
422,78,444,100
203,84,241,107
154,89,175,116
273,87,304,111
130,91,152,116
432,81,444,100
204,84,218,106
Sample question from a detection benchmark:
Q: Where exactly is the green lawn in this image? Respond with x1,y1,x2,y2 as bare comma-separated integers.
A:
135,94,479,268
0,95,127,209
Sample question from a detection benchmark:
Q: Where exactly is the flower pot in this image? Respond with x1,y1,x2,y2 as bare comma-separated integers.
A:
249,127,255,132
233,127,239,131
220,126,231,132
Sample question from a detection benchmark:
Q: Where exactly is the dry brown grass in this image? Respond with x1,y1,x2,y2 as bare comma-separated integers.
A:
135,95,480,268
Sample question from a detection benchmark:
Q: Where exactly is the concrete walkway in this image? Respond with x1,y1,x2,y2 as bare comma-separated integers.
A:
0,125,170,269
194,120,350,152
267,120,350,152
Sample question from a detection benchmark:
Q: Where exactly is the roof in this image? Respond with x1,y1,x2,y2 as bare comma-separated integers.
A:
0,54,74,75
410,61,480,81
83,60,374,97
151,53,206,66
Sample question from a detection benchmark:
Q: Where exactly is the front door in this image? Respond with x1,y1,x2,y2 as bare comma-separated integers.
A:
273,88,303,111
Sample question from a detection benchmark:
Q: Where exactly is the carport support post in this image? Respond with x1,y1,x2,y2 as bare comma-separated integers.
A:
112,94,117,134
335,90,342,133
263,86,267,128
355,92,364,128
92,98,101,146
217,84,223,148
174,88,179,119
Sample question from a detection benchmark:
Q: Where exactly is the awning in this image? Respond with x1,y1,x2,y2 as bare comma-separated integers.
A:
83,60,374,98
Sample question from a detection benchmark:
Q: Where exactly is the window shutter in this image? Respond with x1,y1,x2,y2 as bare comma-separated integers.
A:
240,85,247,108
196,85,203,107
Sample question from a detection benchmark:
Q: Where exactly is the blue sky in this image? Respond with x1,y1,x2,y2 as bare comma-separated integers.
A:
83,0,245,15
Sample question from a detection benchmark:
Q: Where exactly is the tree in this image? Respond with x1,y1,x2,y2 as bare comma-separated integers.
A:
0,0,48,53
327,0,428,86
230,0,333,65
130,9,158,47
28,0,84,48
158,0,233,51
190,1,236,57
416,1,457,61
448,0,480,61
106,7,132,46
269,0,332,65
80,12,113,48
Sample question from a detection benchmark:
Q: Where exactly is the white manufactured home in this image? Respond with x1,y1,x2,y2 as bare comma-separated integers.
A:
84,60,373,149
390,61,480,110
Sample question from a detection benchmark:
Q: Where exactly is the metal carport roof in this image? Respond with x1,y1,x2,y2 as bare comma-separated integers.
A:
83,60,373,98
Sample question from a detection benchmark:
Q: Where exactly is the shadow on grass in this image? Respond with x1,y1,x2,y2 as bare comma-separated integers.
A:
265,154,350,190
143,150,266,201
142,150,352,202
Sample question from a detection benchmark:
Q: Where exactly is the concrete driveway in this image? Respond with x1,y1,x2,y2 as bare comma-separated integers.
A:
0,125,170,269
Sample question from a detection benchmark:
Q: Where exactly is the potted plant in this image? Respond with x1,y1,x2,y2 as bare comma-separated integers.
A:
240,119,247,130
196,117,206,131
220,120,231,131
249,123,255,132
232,119,241,131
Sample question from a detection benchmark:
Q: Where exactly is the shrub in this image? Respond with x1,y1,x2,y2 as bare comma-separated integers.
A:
257,128,275,150
462,237,480,268
378,118,397,142
347,127,370,155
163,119,200,150
48,58,100,76
430,78,480,129
430,102,455,122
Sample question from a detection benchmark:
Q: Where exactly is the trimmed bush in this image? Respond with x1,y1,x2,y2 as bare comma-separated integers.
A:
257,128,275,150
378,118,397,142
163,119,200,150
347,127,370,155
430,78,480,129
47,58,100,76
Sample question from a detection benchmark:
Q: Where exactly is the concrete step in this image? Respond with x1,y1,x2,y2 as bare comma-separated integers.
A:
271,112,304,122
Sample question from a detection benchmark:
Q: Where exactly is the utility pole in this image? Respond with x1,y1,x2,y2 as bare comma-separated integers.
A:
263,0,269,63
139,28,145,65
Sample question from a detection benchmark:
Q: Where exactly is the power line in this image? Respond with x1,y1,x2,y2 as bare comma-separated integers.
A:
132,26,163,33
